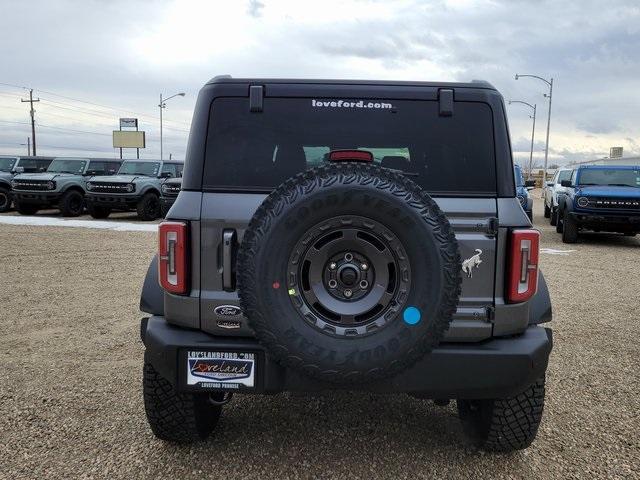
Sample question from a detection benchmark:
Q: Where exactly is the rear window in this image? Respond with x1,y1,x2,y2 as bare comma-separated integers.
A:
203,97,496,195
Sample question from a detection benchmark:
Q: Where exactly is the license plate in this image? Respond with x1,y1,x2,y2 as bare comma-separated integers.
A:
186,351,256,390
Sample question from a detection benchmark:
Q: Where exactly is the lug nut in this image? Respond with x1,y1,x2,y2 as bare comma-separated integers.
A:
344,289,353,298
359,280,368,289
344,253,353,262
361,263,368,270
329,262,337,270
328,279,338,288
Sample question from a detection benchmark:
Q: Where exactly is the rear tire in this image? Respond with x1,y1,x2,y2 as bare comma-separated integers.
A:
550,208,558,226
457,377,546,452
88,204,111,219
0,186,11,212
143,362,222,443
59,190,84,217
16,201,39,215
543,203,550,218
137,192,160,221
562,210,578,243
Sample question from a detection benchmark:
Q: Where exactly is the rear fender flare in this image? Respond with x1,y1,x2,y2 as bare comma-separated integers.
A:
140,255,164,315
528,270,552,325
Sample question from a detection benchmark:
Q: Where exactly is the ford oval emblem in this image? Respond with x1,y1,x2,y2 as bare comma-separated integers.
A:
214,305,242,317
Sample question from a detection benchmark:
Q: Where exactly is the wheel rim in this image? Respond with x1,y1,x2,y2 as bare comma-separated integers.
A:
146,197,159,217
70,194,83,214
287,215,411,337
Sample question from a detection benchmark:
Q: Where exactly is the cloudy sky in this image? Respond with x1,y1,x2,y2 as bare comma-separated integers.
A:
1,0,639,166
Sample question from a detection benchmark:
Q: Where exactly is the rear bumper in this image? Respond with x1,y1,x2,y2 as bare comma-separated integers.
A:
86,193,139,209
141,316,552,399
569,211,640,231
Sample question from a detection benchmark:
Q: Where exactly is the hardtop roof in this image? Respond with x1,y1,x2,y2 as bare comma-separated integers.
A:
206,76,496,90
578,165,639,170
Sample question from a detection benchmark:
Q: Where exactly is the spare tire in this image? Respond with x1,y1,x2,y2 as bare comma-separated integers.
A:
238,163,461,384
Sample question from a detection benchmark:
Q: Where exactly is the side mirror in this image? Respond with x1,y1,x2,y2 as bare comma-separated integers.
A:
560,180,572,187
160,171,172,178
14,166,25,174
525,180,536,188
85,170,99,176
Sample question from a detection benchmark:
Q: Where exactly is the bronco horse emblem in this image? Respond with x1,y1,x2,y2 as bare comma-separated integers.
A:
461,249,483,278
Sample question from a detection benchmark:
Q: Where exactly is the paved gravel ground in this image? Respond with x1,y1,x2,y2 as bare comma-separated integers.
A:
1,195,638,479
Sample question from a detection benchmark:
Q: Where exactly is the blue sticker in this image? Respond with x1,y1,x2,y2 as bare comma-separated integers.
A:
403,306,421,325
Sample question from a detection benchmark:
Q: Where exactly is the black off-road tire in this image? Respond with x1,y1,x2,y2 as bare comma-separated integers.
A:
143,362,222,443
15,201,39,215
137,192,161,221
562,210,578,243
457,377,546,452
59,189,84,217
555,209,563,232
550,207,558,226
0,186,11,213
543,203,550,218
88,204,111,219
238,162,461,384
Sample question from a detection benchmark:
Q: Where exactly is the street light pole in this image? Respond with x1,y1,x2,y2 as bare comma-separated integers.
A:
158,92,185,160
508,100,536,179
515,74,553,182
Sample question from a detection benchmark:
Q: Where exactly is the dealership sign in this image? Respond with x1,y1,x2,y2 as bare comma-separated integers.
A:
119,117,138,128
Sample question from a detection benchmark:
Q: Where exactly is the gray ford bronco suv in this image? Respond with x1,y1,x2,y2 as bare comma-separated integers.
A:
160,176,182,216
12,157,121,216
0,155,53,212
85,159,184,220
139,77,553,452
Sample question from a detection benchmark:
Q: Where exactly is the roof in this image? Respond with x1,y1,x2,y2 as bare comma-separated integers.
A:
578,164,639,170
206,76,496,90
121,158,184,164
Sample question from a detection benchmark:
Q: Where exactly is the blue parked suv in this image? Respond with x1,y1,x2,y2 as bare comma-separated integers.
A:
514,164,534,221
556,165,640,243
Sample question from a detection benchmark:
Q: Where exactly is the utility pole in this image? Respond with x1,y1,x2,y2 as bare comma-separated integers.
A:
515,74,554,183
159,92,185,160
27,137,31,156
21,89,40,156
508,100,537,179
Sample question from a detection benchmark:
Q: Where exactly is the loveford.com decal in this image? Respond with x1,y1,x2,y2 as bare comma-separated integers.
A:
311,99,394,109
187,351,255,389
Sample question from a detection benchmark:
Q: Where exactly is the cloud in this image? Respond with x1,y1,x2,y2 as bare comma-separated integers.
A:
0,0,639,165
247,0,265,17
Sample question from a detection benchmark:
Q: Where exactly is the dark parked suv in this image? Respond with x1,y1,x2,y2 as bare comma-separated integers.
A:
139,77,552,452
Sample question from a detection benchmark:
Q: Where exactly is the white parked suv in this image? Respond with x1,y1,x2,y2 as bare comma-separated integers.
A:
544,168,573,226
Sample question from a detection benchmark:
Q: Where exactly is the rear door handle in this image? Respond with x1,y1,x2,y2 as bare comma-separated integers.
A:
222,229,237,290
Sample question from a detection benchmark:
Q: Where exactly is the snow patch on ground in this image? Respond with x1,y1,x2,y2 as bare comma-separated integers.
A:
0,215,157,232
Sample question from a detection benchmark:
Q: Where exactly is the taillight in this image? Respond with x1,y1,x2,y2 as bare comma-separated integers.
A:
158,221,188,294
507,229,540,303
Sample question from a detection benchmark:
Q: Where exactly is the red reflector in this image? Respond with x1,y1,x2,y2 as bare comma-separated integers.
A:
507,229,540,303
328,150,374,162
158,221,188,295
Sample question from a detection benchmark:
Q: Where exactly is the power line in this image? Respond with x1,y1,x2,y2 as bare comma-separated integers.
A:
36,123,112,137
37,96,191,130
